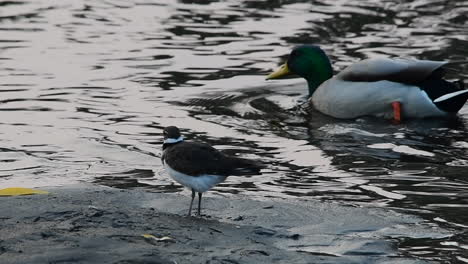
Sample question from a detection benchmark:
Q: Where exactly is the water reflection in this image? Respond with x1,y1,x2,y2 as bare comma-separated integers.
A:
1,0,468,261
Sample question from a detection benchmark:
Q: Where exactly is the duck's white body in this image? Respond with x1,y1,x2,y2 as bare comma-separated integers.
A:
312,79,447,119
308,58,466,119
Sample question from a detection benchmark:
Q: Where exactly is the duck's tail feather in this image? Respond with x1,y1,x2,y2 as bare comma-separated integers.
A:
419,72,467,113
433,87,468,113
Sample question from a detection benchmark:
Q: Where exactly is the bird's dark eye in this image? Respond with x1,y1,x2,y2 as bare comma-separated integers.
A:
290,50,300,59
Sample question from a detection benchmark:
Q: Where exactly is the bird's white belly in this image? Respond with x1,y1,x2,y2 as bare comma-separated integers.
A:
311,79,447,119
163,163,227,193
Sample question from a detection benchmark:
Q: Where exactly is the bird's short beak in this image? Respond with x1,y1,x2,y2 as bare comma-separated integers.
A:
266,63,291,80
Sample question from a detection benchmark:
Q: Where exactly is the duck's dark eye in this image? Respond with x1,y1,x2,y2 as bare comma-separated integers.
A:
290,50,301,59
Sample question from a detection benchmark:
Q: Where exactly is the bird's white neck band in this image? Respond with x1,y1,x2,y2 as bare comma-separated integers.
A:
164,136,184,144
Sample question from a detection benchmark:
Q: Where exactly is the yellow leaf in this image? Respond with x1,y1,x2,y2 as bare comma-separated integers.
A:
142,234,157,239
0,187,49,196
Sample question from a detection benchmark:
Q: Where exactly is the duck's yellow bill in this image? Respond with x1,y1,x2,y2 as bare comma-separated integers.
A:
0,187,49,196
266,63,291,80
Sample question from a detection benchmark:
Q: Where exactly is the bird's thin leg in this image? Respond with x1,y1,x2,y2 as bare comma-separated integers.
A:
188,189,195,216
197,192,202,216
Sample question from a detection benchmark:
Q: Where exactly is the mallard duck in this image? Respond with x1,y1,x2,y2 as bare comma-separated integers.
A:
266,45,468,122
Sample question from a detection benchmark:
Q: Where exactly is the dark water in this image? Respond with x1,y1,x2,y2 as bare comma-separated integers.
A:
1,0,468,262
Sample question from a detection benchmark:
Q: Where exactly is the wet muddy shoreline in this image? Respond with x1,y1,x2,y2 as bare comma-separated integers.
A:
0,184,447,263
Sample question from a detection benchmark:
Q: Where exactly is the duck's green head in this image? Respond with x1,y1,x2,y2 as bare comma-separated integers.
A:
266,45,333,96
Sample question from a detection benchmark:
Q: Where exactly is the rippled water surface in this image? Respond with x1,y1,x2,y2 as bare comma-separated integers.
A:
1,0,468,262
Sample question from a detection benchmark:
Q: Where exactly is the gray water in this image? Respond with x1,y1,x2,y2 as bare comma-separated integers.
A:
1,0,467,262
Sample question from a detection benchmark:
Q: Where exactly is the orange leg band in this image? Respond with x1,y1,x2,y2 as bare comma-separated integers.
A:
392,101,402,123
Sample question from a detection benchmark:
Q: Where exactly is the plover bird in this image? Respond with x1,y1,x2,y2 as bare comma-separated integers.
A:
162,126,263,216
